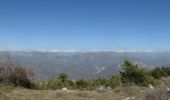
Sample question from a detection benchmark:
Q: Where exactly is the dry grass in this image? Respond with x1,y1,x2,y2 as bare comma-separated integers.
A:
0,86,128,100
143,87,170,100
1,83,170,100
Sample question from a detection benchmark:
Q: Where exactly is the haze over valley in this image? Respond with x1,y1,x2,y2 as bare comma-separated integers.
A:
1,51,170,80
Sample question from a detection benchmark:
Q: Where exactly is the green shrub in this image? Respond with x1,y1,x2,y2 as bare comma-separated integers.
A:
120,60,153,86
8,74,33,88
109,75,122,88
150,67,169,79
76,79,88,90
38,73,76,90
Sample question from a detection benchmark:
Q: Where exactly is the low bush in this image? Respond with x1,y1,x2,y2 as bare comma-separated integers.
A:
0,62,34,89
149,67,170,79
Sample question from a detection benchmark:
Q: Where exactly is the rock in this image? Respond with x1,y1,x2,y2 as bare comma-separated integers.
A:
121,96,135,100
131,96,135,99
62,87,68,91
96,86,113,93
96,86,107,93
148,84,154,90
161,77,165,79
140,90,144,93
107,87,111,90
122,97,130,100
107,87,113,92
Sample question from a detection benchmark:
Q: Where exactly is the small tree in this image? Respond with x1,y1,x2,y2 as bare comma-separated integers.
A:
58,73,68,82
120,60,153,86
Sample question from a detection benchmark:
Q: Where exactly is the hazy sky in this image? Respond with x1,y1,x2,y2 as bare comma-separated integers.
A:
0,0,170,51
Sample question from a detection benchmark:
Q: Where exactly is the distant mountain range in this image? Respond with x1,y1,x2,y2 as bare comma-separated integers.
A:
0,51,170,80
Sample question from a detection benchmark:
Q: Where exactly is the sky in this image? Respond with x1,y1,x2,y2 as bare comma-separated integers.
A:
0,0,170,51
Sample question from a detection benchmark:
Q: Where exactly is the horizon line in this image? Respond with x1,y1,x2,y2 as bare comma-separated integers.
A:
0,49,169,53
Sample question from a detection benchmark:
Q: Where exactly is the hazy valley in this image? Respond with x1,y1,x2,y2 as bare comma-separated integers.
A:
0,51,170,80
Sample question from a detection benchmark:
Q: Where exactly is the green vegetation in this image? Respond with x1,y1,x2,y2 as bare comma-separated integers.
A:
38,75,122,91
37,60,170,90
1,60,170,91
149,67,170,79
0,86,128,100
0,60,170,100
120,60,153,86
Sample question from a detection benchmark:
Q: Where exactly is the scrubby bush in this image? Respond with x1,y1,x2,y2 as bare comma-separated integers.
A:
0,62,34,89
38,73,76,90
120,60,153,86
163,67,170,76
109,75,122,88
58,73,68,82
76,79,88,90
150,67,170,79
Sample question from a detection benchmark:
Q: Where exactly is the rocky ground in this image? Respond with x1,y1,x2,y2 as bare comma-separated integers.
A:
0,86,127,100
0,78,170,100
0,85,169,100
